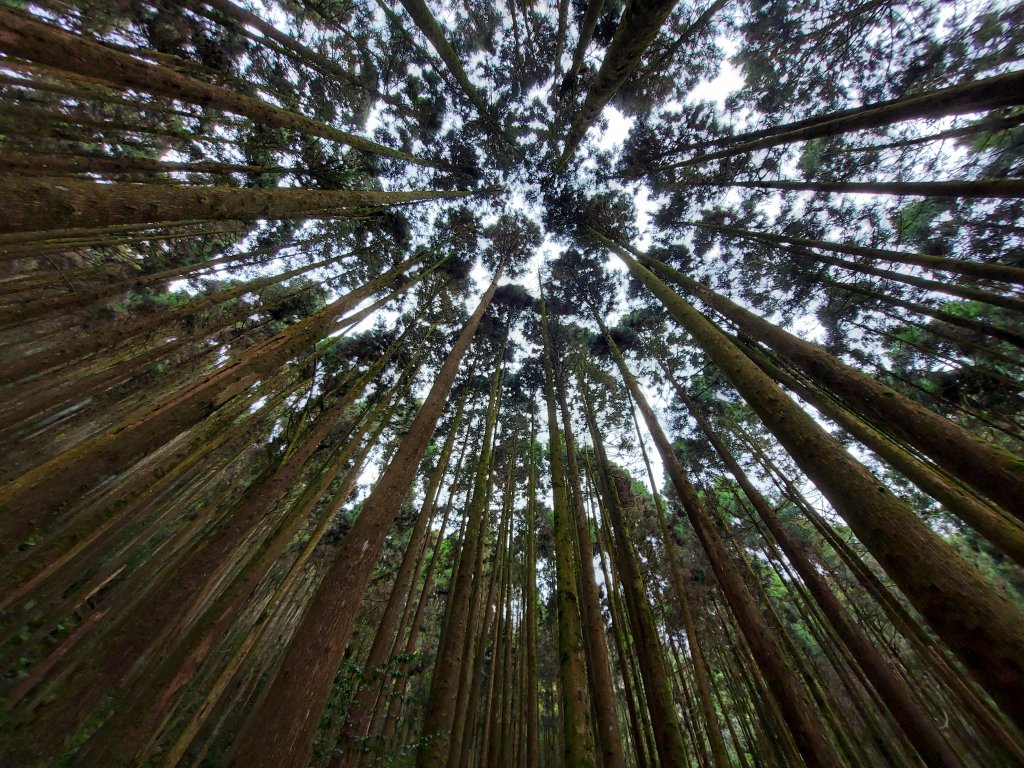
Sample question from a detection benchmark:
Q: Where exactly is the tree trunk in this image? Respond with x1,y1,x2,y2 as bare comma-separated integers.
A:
678,385,963,768
0,8,441,166
559,0,679,165
0,175,477,234
600,232,1024,733
228,266,504,768
579,376,691,768
621,370,730,768
643,68,1024,171
593,318,839,767
696,219,1024,286
610,231,1024,520
336,389,468,762
735,341,1024,567
674,176,1024,199
524,412,541,768
552,334,625,768
0,252,424,547
539,297,598,768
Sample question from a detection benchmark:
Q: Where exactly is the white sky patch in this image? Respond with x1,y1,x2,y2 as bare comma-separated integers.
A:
686,57,743,108
596,106,634,152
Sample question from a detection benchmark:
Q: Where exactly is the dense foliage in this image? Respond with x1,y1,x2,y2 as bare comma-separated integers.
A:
1,0,1023,766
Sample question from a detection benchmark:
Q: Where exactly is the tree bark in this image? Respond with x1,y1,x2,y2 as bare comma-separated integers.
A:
672,176,1024,199
0,8,441,166
224,267,504,768
559,0,679,165
539,297,598,768
578,375,691,768
678,385,964,768
599,231,1024,733
595,313,841,768
641,68,1024,172
610,231,1024,520
695,219,1024,286
0,175,477,234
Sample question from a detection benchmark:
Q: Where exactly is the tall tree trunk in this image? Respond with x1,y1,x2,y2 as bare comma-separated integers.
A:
228,266,505,768
552,336,625,768
672,176,1024,199
0,8,441,166
0,175,477,234
539,297,598,768
337,388,469,762
603,231,1024,520
695,219,1024,286
735,341,1024,567
395,0,514,148
598,232,1024,732
0,252,424,548
677,385,963,767
620,369,730,768
637,68,1024,172
565,0,605,83
523,412,541,768
416,346,505,768
579,383,691,767
595,309,842,767
559,0,679,165
831,279,1024,351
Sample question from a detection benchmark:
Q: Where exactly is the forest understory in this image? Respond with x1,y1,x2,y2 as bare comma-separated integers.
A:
1,0,1024,766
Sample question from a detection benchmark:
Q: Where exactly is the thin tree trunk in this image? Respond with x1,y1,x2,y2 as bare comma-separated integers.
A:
417,347,505,768
524,411,541,768
580,383,691,768
0,252,424,546
672,176,1024,199
336,389,468,762
695,219,1024,286
587,337,829,766
621,371,730,768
